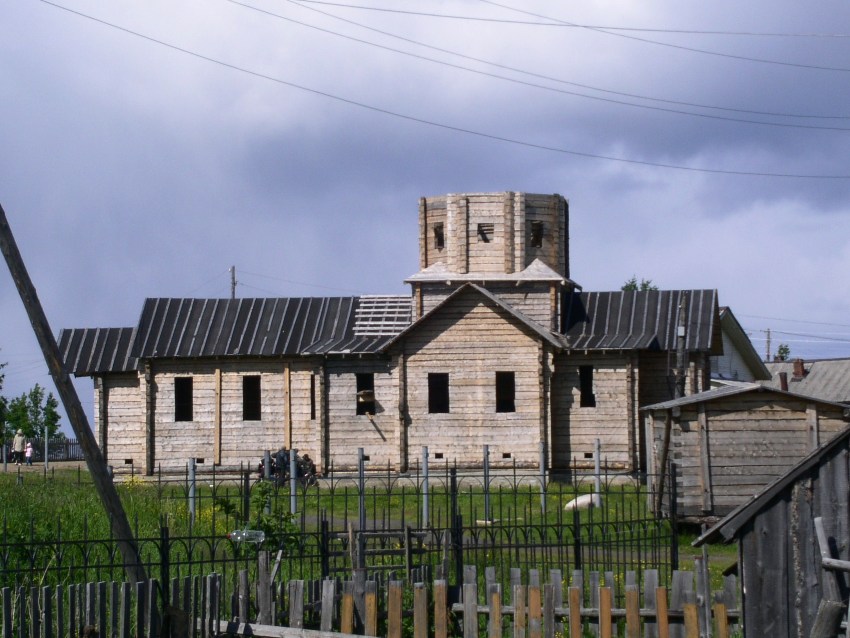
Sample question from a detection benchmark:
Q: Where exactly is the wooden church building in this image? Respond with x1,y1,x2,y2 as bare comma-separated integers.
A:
59,192,723,474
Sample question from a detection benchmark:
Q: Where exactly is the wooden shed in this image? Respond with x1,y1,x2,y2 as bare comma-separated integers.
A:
695,425,850,637
644,384,850,521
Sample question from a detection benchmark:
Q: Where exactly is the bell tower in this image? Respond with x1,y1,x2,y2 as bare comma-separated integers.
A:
406,192,577,331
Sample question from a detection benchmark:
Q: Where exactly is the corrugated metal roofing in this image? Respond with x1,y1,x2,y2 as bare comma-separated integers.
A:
561,289,721,353
642,382,850,412
129,297,406,358
763,358,850,404
57,327,138,374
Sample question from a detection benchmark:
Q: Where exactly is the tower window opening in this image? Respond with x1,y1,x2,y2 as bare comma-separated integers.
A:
477,223,494,242
530,221,544,248
433,223,445,250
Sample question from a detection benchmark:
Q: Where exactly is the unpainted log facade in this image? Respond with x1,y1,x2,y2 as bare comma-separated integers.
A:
63,191,726,475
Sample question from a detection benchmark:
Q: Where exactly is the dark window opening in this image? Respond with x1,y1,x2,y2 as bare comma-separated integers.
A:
496,371,516,413
579,365,596,407
356,373,376,415
433,223,445,250
310,374,316,420
428,373,450,413
175,377,193,422
530,221,544,248
477,223,494,242
243,375,261,421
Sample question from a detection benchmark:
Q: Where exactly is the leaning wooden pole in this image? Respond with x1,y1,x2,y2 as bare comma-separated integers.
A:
0,204,147,585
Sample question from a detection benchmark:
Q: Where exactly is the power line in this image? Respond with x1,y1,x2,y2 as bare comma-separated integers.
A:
477,0,850,73
738,314,850,328
293,1,850,38
269,0,850,127
37,0,850,178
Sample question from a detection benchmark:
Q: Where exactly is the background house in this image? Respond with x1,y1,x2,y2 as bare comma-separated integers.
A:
59,191,731,475
763,357,850,404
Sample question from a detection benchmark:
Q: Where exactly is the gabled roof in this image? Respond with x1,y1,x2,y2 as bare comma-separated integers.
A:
696,420,850,546
383,283,566,351
561,289,721,353
762,358,850,404
641,382,850,412
58,327,138,374
717,307,770,380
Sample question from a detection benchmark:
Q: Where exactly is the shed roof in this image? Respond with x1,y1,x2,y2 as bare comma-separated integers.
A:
762,358,850,404
641,382,850,412
561,289,721,353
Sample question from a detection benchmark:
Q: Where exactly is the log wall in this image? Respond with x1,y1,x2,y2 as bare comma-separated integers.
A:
650,393,850,518
399,294,546,468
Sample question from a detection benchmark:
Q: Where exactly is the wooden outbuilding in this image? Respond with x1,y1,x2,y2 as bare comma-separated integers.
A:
644,384,850,522
58,192,732,474
695,424,850,637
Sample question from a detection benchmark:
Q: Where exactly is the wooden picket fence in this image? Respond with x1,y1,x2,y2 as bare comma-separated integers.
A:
1,557,739,638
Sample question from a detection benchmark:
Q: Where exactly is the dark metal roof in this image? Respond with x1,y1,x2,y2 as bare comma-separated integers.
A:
58,327,138,374
130,297,411,359
641,383,850,412
561,289,721,353
763,358,850,404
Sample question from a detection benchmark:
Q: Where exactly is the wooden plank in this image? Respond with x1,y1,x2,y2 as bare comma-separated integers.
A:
56,586,65,638
320,580,336,633
120,583,130,638
238,571,250,623
513,585,527,638
135,582,146,638
656,587,669,638
488,584,502,638
434,580,447,638
625,585,639,638
257,552,271,625
683,601,699,638
643,570,659,638
363,580,377,637
340,582,354,635
463,583,478,638
528,584,542,638
413,583,428,638
549,570,563,638
542,584,554,638
387,581,402,638
568,587,582,638
288,582,304,629
97,582,106,638
712,602,729,638
41,586,51,638
697,404,712,512
598,587,612,638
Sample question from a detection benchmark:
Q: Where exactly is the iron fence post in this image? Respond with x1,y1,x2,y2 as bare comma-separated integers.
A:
450,466,462,586
483,444,491,523
160,525,170,609
358,448,366,531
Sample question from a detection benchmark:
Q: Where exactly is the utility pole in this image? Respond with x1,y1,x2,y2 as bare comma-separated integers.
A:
0,204,147,585
765,328,771,362
230,265,237,299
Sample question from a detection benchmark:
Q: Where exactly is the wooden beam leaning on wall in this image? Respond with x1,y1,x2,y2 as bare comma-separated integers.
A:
214,368,222,465
0,203,148,585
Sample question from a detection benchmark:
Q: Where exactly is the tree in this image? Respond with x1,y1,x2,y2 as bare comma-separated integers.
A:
5,384,62,439
776,343,791,361
622,276,659,292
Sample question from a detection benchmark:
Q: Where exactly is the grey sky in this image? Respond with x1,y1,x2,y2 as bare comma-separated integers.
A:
3,0,850,433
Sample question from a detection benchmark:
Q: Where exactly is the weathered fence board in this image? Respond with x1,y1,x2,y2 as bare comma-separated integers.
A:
0,561,738,638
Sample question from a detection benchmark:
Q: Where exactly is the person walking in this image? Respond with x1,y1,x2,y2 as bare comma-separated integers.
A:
12,430,25,465
24,441,33,466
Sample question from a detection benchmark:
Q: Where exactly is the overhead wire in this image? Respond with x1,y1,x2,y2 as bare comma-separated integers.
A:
35,0,850,178
477,0,850,73
282,0,850,121
263,0,850,128
292,1,850,38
